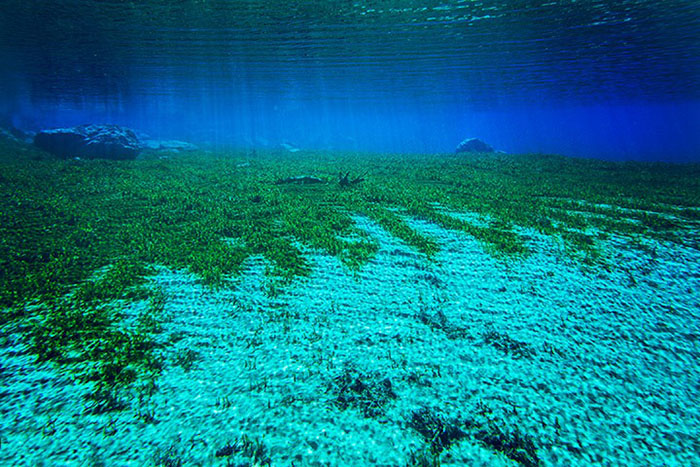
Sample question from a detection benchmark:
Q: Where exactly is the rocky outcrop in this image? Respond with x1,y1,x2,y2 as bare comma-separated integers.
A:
455,138,495,154
34,124,142,160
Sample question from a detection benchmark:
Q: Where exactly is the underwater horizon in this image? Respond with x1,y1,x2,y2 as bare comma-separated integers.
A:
1,0,699,160
1,1,700,466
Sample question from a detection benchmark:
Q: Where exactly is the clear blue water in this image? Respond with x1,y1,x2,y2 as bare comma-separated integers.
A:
1,0,698,160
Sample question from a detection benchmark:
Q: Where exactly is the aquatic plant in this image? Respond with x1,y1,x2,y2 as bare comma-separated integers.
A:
474,422,541,467
416,307,467,340
173,348,200,372
407,405,542,466
152,444,183,467
482,328,536,359
215,435,271,466
1,149,698,420
330,366,397,418
408,407,467,455
3,151,698,311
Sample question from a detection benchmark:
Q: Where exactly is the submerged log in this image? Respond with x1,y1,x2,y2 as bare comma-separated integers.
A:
338,171,366,187
274,175,325,185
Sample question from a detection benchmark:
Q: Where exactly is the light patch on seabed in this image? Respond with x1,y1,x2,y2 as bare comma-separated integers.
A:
430,202,494,228
0,213,698,465
543,196,700,229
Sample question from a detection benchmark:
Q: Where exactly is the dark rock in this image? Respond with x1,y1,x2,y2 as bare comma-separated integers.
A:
34,124,142,160
456,137,495,154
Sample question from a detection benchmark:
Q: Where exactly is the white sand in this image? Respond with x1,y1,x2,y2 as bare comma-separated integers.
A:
1,214,698,466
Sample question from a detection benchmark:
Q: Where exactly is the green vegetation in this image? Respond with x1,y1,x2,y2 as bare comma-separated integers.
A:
1,148,699,414
152,444,184,467
330,366,398,418
215,435,272,466
25,262,165,413
407,406,542,466
3,151,699,311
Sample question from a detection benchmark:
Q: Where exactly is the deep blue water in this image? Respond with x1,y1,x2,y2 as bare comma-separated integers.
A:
1,0,698,160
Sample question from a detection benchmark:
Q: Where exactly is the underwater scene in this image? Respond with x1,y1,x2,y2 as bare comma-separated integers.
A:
1,1,699,466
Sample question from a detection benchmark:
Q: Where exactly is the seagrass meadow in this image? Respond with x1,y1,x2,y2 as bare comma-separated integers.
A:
1,150,699,465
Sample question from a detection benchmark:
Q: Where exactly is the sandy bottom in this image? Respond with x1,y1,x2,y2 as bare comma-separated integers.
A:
1,215,699,466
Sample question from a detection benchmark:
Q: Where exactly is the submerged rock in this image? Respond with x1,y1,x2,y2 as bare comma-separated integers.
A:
142,139,198,153
34,124,142,160
0,126,47,161
0,127,24,145
280,142,301,153
455,138,495,154
0,125,35,144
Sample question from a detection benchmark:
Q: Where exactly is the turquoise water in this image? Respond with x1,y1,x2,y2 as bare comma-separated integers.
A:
0,4,700,464
1,0,698,159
